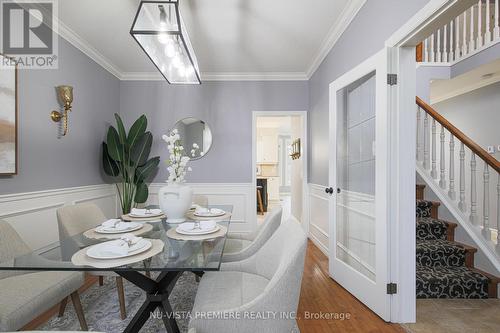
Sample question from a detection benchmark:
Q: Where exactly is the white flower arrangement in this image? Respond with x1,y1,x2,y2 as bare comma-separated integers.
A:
162,129,198,183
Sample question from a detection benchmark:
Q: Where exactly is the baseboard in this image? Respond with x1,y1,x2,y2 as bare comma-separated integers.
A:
308,183,330,254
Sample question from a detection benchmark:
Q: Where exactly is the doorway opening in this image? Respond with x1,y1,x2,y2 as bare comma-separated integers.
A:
252,112,307,229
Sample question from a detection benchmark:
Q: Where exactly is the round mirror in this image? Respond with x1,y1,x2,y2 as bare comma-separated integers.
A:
171,118,212,160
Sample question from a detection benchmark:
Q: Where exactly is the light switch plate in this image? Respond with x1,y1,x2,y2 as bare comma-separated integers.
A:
487,146,495,154
497,145,500,152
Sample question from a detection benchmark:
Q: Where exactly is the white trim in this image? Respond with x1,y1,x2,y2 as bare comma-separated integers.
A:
252,111,309,234
306,0,367,78
430,72,500,104
0,184,115,202
202,72,309,82
309,232,329,256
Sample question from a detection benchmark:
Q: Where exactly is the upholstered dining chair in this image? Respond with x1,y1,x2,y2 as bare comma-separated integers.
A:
188,218,307,333
222,207,282,262
56,203,127,319
0,220,87,331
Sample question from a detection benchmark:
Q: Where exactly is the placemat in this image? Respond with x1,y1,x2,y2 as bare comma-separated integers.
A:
166,225,228,241
185,211,232,221
71,239,164,269
83,223,154,240
121,214,166,222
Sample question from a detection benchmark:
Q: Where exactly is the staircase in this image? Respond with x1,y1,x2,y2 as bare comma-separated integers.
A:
415,184,500,298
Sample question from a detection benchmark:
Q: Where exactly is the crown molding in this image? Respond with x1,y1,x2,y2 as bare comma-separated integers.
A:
201,72,308,81
305,0,367,79
56,17,123,79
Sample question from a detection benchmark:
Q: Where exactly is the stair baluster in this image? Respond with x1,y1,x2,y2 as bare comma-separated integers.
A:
470,6,475,52
495,0,500,39
450,19,455,61
455,15,460,60
423,112,430,170
443,24,448,62
497,174,500,253
439,125,446,188
470,153,478,225
430,33,435,62
462,11,468,56
482,164,491,239
459,143,467,212
485,0,492,43
437,28,442,62
477,1,483,48
431,119,437,178
449,135,456,200
416,106,422,161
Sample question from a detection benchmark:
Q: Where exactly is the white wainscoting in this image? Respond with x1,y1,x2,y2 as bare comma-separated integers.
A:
0,184,118,251
148,183,256,234
308,183,330,256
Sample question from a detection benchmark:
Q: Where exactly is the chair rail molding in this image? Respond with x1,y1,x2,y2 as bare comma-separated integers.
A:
308,183,330,256
0,184,118,250
148,183,256,234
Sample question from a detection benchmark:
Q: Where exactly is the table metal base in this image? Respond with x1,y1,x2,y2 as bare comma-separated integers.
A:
116,271,183,333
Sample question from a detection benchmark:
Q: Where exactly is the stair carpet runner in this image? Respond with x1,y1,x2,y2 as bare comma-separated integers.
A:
415,197,497,299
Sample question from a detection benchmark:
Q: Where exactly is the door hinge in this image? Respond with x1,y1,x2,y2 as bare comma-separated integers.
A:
386,283,398,295
387,74,397,86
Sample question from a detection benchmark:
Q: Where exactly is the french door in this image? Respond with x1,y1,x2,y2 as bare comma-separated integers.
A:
328,48,393,320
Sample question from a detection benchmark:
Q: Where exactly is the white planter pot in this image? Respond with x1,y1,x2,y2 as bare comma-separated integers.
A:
158,183,193,223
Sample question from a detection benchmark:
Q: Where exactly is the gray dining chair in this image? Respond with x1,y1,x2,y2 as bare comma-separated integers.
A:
0,220,87,331
222,207,282,262
56,203,127,320
189,218,307,333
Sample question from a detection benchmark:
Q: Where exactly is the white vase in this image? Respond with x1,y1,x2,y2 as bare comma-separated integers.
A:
158,183,193,223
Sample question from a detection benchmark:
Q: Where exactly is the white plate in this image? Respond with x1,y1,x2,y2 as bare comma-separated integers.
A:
193,210,226,217
176,225,220,235
128,211,163,218
86,239,152,259
95,222,143,234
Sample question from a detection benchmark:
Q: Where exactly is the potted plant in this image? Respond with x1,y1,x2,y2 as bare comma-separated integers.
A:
102,114,160,214
158,129,198,223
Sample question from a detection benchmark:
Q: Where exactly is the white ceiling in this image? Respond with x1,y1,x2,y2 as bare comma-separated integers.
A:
430,58,500,104
56,0,365,80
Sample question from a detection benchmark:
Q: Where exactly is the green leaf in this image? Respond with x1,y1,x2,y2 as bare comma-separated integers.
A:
106,126,123,161
136,156,160,182
126,115,147,148
114,113,127,144
131,132,152,167
134,182,148,203
102,143,120,176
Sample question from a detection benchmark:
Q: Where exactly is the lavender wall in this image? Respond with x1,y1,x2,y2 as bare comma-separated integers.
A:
119,81,308,183
308,0,430,185
0,38,120,194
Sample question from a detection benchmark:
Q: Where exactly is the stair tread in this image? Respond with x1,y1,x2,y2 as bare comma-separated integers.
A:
416,265,490,299
416,239,468,267
416,200,440,218
417,217,449,240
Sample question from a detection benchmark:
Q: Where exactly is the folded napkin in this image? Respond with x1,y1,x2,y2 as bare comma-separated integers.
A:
101,219,131,231
195,207,209,214
178,220,217,232
209,208,225,215
120,233,143,245
98,239,129,257
130,208,162,216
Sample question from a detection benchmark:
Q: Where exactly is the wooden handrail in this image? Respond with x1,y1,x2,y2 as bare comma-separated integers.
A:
416,96,500,173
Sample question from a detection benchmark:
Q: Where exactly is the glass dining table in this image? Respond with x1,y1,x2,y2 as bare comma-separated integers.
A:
0,205,233,333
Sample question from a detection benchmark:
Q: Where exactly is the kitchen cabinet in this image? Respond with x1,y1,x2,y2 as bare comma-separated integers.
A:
257,134,278,163
267,177,280,201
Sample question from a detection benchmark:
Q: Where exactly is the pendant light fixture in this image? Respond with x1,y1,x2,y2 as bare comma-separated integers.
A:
130,0,201,84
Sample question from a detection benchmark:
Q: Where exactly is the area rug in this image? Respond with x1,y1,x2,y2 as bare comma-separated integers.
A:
39,272,197,332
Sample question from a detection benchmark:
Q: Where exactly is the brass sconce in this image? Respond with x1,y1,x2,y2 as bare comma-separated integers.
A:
50,85,74,136
290,139,301,160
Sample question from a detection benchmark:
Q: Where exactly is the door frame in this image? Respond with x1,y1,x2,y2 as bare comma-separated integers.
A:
252,111,309,234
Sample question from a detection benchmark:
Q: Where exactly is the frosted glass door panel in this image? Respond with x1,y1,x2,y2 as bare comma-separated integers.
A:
336,73,376,282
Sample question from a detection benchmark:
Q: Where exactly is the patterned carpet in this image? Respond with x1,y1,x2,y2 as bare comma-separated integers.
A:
40,272,197,332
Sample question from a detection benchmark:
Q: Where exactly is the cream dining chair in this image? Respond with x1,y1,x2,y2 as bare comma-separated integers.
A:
0,220,87,331
189,218,307,332
222,207,282,262
56,203,127,320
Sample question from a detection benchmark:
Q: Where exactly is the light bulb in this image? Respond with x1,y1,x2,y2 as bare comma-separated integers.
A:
157,32,169,44
165,41,176,58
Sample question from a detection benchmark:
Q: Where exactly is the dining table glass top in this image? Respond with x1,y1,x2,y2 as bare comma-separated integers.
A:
0,205,232,272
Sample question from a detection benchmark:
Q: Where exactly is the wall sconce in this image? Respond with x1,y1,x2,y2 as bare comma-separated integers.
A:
290,138,301,160
50,85,74,136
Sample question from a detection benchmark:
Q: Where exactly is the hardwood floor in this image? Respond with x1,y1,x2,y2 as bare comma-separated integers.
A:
297,241,404,333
